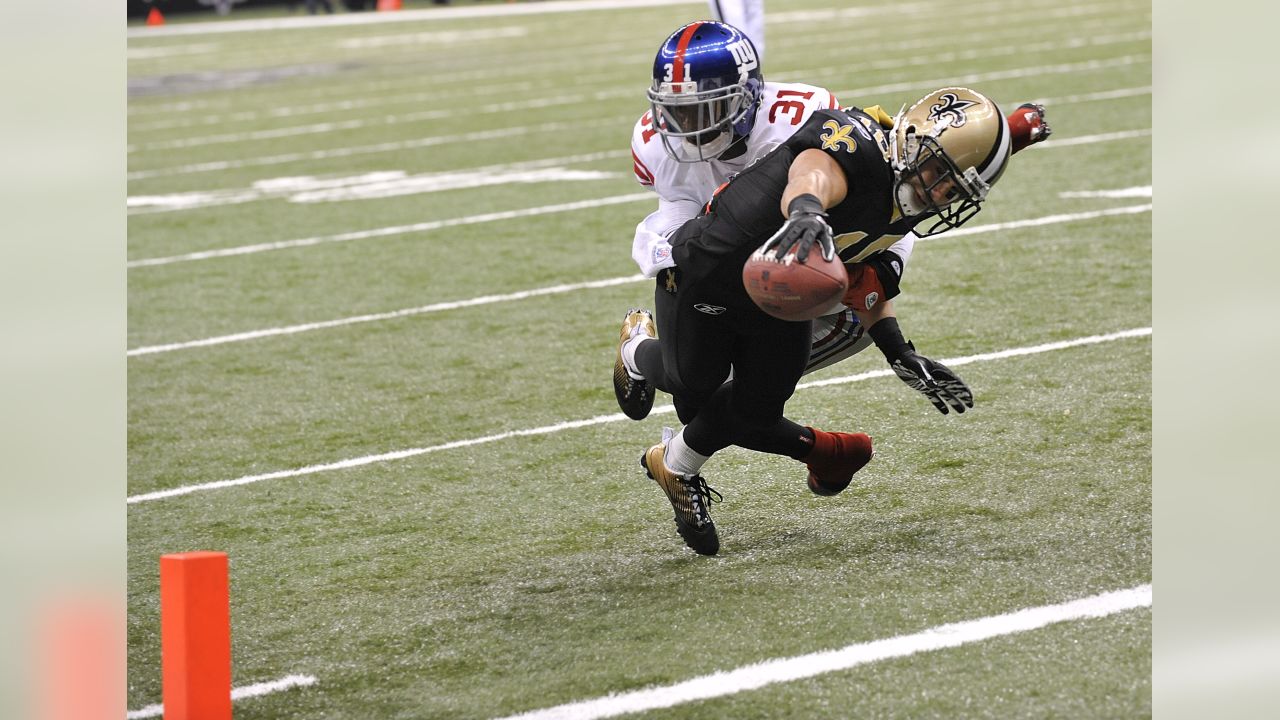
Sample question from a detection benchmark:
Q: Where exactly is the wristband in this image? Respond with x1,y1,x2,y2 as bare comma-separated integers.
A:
867,316,911,362
787,193,826,217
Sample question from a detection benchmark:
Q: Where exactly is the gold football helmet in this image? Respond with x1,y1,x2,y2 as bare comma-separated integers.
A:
890,87,1011,236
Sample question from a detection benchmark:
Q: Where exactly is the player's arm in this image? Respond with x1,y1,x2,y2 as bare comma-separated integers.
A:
629,120,705,277
759,149,849,263
631,197,702,278
861,304,974,415
779,149,847,217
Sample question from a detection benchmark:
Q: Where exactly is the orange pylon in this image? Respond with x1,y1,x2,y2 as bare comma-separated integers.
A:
145,7,165,26
376,0,403,10
161,552,232,720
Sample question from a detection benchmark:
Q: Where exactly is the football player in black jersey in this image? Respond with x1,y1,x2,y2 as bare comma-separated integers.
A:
615,87,1033,556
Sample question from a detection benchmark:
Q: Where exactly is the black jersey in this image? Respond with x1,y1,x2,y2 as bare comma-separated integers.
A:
669,107,917,290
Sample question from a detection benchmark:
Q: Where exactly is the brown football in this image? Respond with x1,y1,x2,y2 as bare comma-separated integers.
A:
742,247,848,321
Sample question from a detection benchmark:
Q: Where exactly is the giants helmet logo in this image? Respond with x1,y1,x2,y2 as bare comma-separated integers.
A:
726,39,758,80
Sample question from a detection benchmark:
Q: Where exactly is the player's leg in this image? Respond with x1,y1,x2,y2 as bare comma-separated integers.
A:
729,319,875,495
616,268,732,421
613,308,658,420
629,273,735,555
677,313,810,458
631,271,732,411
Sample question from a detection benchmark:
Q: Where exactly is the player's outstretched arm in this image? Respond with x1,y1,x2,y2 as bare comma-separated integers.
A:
759,149,849,263
863,313,974,415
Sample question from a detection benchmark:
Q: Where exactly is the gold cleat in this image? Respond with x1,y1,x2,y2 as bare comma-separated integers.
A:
613,308,657,420
641,438,721,556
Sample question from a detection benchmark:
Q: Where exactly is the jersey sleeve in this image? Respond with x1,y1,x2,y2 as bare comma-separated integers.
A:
631,197,701,277
841,235,915,310
630,113,661,188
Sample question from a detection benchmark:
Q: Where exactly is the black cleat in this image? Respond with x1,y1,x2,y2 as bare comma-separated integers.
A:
641,437,721,556
613,308,657,420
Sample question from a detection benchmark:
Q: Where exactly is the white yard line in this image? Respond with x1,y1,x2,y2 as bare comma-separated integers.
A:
125,117,611,181
127,90,632,153
1060,186,1152,199
126,327,1151,505
128,275,646,356
492,585,1152,720
126,193,651,268
833,54,1148,99
127,674,317,719
127,203,1151,356
1039,128,1152,148
1032,85,1151,105
127,150,628,215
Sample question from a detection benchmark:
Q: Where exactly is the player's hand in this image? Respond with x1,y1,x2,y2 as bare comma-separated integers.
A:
889,344,974,414
761,207,834,263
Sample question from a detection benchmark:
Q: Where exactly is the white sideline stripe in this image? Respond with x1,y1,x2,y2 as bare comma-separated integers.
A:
492,585,1152,720
126,327,1150,504
127,204,1151,356
126,193,651,268
127,0,702,38
126,674,317,719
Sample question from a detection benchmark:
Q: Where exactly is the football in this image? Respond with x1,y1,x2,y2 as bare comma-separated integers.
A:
742,246,849,321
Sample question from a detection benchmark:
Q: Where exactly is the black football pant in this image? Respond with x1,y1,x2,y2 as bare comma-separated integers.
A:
635,269,815,461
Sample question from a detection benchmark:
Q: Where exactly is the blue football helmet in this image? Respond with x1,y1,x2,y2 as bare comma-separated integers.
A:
647,21,763,162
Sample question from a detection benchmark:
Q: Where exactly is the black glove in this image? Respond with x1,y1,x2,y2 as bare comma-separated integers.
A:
759,193,834,263
868,317,974,415
890,345,974,415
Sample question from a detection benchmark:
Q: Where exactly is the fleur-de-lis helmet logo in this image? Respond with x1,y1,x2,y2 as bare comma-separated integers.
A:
927,92,977,128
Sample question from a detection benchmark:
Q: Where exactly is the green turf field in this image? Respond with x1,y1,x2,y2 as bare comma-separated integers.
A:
127,0,1152,716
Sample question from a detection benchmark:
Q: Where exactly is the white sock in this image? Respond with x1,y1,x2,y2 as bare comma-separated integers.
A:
621,336,652,381
665,428,710,476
